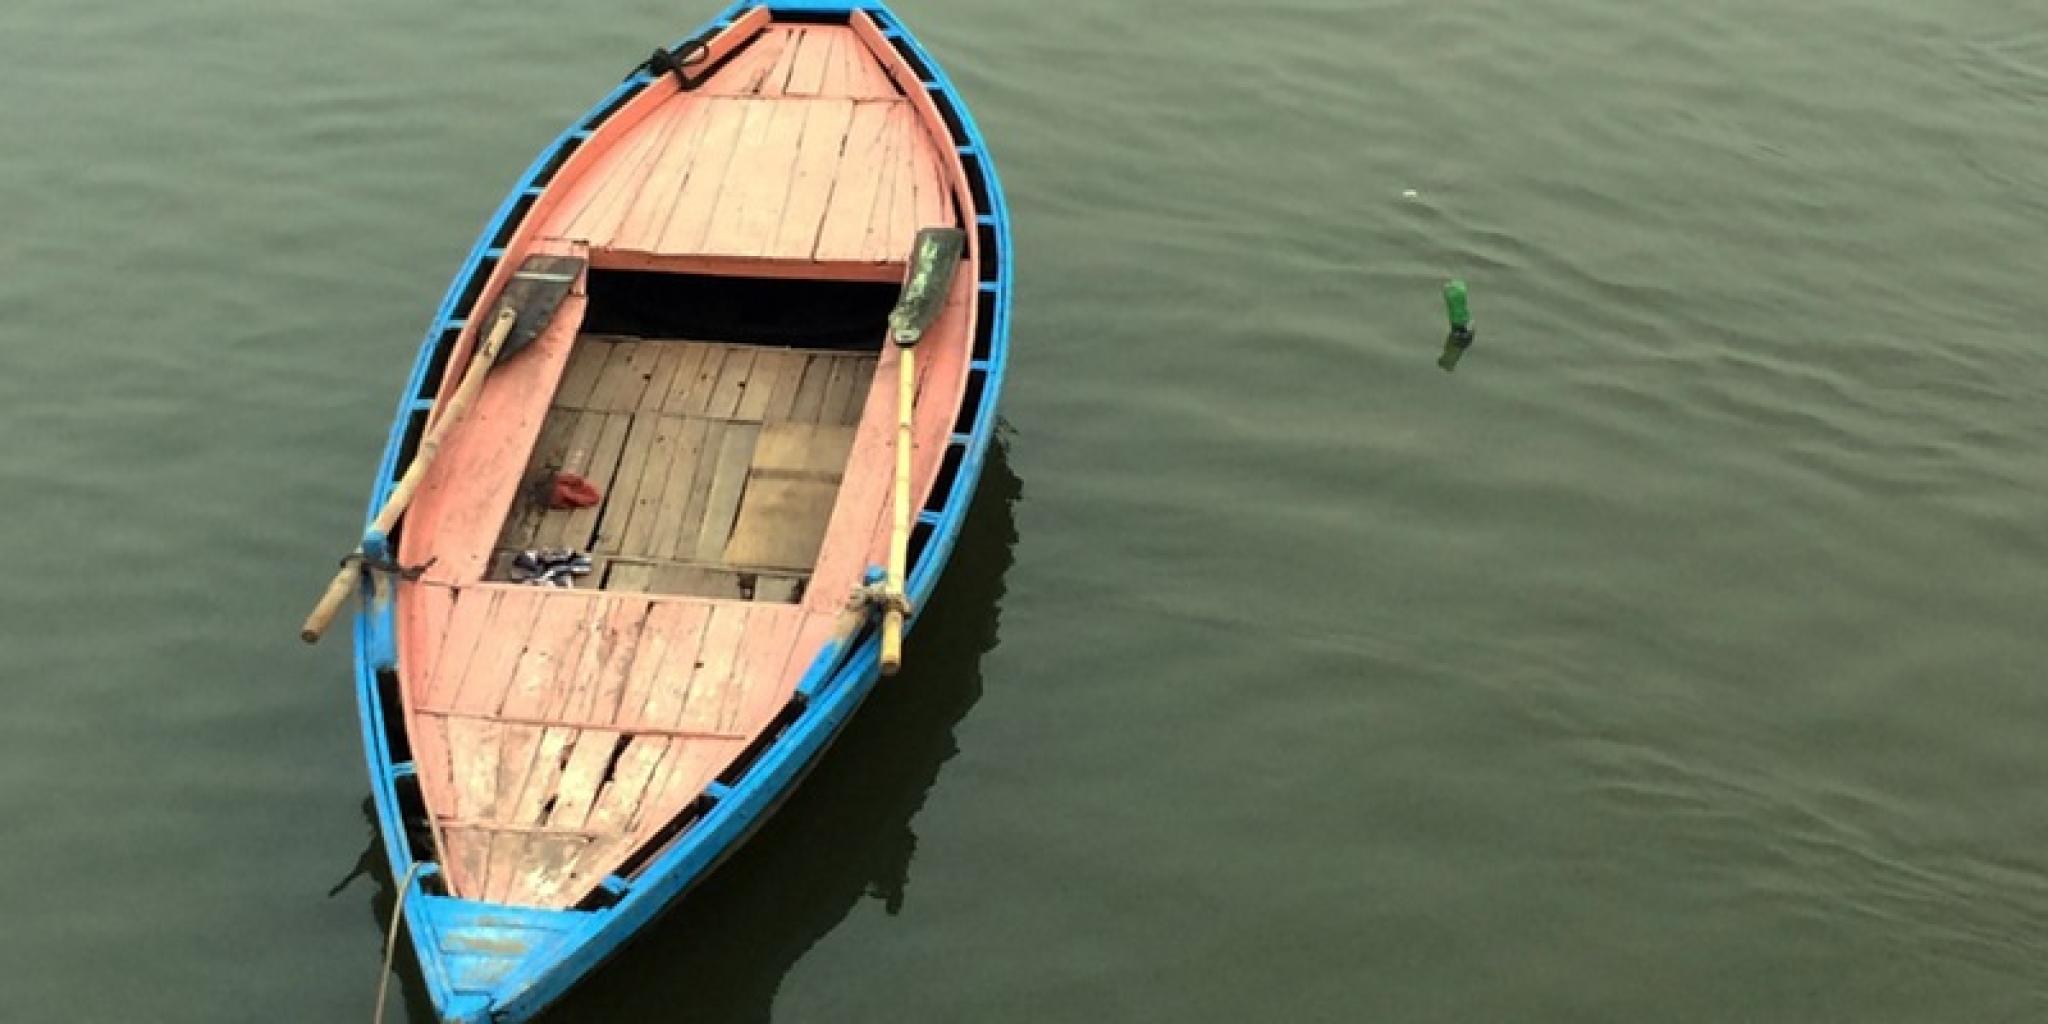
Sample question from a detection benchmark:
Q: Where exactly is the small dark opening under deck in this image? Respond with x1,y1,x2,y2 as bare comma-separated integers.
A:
767,9,853,26
582,270,896,350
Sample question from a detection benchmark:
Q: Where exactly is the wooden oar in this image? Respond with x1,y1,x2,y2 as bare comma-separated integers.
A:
300,255,586,644
880,228,966,675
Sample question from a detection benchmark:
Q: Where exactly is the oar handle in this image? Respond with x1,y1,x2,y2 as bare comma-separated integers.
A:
301,564,358,643
881,606,905,672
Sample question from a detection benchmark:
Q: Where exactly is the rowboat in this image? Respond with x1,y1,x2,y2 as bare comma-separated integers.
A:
318,4,1010,1021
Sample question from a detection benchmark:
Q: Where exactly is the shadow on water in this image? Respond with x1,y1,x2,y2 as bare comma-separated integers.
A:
343,435,1022,1024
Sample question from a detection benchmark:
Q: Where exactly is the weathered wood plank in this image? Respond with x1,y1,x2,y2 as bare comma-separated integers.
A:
490,600,592,806
586,341,664,412
887,113,924,250
421,586,495,709
724,477,841,571
841,356,880,425
611,606,753,841
483,598,603,900
414,708,746,740
820,356,859,426
656,99,760,255
862,105,910,263
671,603,750,733
650,564,748,600
399,584,460,851
735,349,798,422
581,603,721,844
440,822,614,838
770,98,857,258
605,555,807,595
655,342,712,417
613,602,714,730
691,423,763,561
611,413,681,558
847,104,901,264
592,414,661,555
440,589,546,885
604,562,653,592
723,421,856,571
752,421,856,476
631,607,798,836
546,601,652,831
498,834,592,909
785,355,832,423
642,604,744,750
622,415,710,561
818,31,853,98
560,114,667,244
553,338,615,410
813,101,897,261
553,411,633,550
784,28,830,97
694,27,791,98
701,347,757,419
563,103,676,246
844,26,900,99
502,596,612,818
439,590,534,714
722,605,806,735
494,411,579,552
756,350,810,423
525,410,605,550
661,344,727,417
611,100,715,253
663,415,729,561
705,89,809,259
756,28,798,97
743,29,795,95
912,131,951,233
636,343,690,414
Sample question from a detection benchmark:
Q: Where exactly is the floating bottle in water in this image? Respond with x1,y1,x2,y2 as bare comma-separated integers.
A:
1438,279,1476,372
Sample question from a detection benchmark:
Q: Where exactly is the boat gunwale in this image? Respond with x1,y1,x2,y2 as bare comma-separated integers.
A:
350,4,1014,1021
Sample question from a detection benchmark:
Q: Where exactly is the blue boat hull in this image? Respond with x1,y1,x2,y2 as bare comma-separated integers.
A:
348,4,1011,1020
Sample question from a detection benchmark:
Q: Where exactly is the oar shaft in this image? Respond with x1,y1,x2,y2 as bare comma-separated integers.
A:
300,309,516,644
881,346,914,674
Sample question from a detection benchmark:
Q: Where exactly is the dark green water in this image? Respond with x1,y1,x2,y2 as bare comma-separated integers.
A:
5,1,2047,1020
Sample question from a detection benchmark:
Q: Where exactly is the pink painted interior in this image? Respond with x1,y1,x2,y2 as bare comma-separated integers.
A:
389,7,982,908
533,22,954,280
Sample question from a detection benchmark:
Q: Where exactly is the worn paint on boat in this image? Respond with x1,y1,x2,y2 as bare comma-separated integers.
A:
347,4,1011,1021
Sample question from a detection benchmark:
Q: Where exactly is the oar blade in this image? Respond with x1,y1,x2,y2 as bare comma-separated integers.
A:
494,254,587,360
888,228,966,347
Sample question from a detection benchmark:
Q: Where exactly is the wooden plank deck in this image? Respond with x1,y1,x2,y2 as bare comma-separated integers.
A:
534,24,956,271
404,588,809,907
491,336,875,602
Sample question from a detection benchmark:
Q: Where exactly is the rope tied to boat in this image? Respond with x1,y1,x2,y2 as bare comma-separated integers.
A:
848,579,911,619
340,551,437,583
340,529,436,584
372,861,427,1024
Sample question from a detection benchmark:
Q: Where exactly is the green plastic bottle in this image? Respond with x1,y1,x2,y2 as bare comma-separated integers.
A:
1438,279,1476,372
